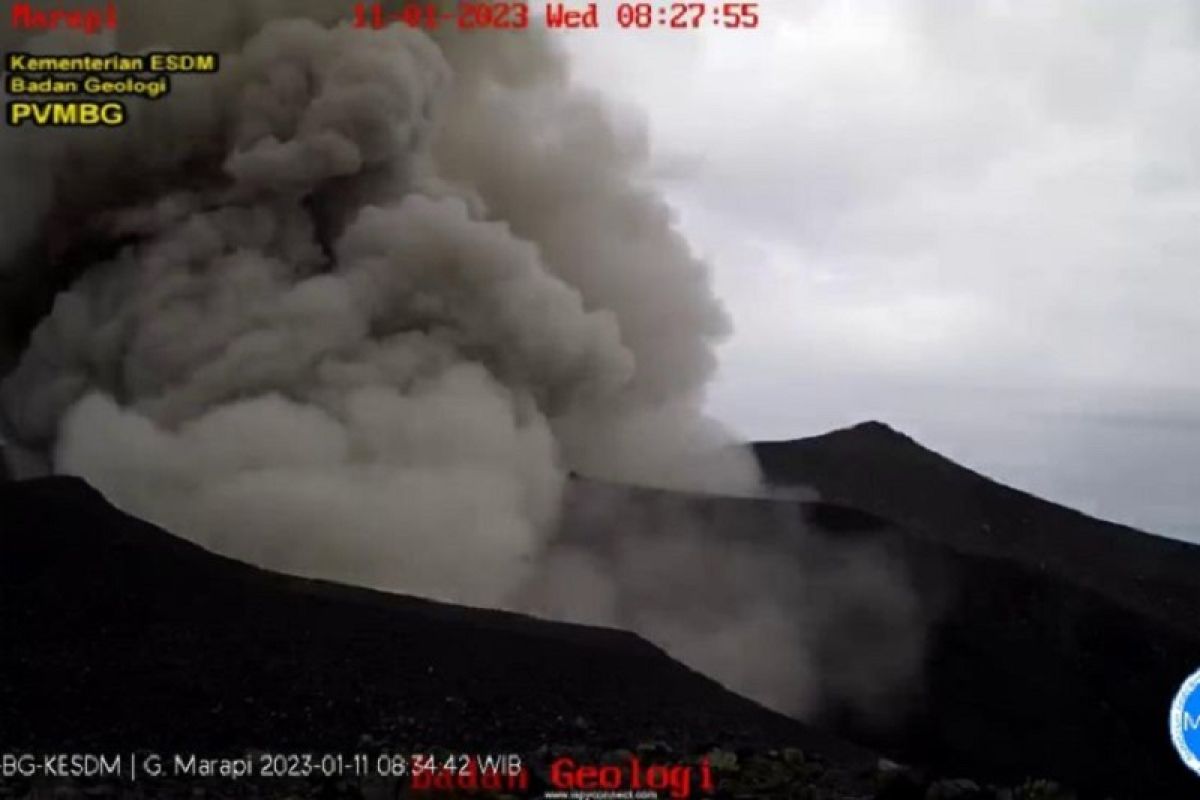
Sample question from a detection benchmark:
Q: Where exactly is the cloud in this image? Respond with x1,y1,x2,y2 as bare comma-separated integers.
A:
562,0,1200,538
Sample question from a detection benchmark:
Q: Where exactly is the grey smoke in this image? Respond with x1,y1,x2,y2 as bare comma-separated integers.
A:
520,482,925,717
0,2,922,721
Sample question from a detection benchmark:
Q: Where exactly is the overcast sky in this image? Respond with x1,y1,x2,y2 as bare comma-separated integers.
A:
560,1,1200,542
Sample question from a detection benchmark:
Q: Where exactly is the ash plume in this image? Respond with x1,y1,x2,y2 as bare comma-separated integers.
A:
0,2,922,721
519,482,927,719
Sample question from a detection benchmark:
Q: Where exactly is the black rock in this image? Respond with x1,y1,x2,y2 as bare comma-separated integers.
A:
0,477,869,767
755,422,1200,799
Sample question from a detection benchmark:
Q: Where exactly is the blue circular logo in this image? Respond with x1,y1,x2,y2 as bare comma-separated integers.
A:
1170,668,1200,775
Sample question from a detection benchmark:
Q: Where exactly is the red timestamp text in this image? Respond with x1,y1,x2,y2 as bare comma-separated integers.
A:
350,2,761,32
616,2,760,29
353,2,531,31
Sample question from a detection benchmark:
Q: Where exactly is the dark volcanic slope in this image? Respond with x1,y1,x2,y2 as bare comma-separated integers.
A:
7,442,1200,798
753,424,1200,798
0,476,860,762
756,421,1200,631
562,478,1200,798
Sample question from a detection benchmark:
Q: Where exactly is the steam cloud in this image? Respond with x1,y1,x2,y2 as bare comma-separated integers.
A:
0,2,922,720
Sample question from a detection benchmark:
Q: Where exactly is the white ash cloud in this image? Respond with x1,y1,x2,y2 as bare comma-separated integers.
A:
0,2,920,720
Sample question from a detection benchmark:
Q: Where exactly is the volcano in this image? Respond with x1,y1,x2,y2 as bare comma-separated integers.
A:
756,421,1200,629
757,422,1200,797
3,422,1199,798
0,474,886,799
